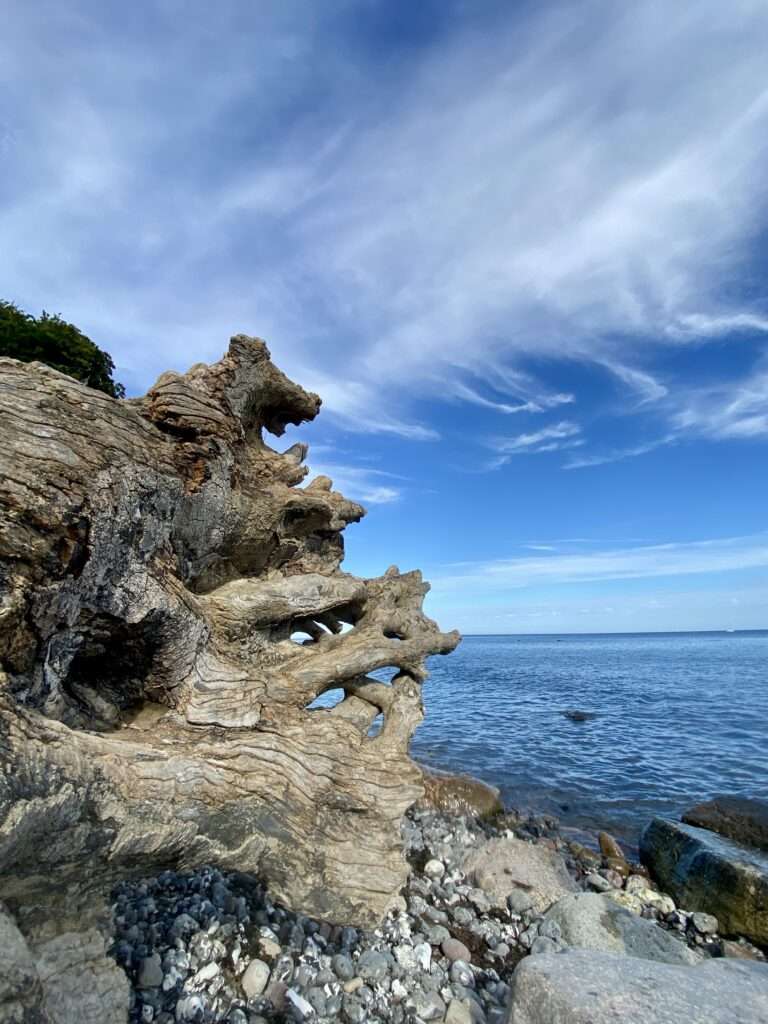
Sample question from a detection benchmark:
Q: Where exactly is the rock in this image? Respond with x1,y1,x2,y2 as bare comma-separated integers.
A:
258,937,281,958
507,949,768,1024
605,888,674,917
442,938,472,963
286,989,314,1018
356,950,389,983
640,818,768,944
691,912,719,935
418,768,503,820
332,954,355,981
343,978,364,995
138,953,165,989
0,336,461,982
264,980,288,1011
407,989,446,1021
462,836,578,914
683,796,768,851
450,960,474,987
530,936,560,955
506,889,534,914
0,904,43,1021
598,831,625,861
446,999,473,1024
424,859,446,879
543,892,700,964
241,959,270,999
585,873,612,893
414,942,432,971
562,710,596,722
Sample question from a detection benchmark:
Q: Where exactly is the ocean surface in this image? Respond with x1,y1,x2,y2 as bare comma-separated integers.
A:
407,631,768,846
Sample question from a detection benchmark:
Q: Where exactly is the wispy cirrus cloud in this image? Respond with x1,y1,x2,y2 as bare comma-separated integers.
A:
430,533,768,592
488,421,583,467
2,0,768,444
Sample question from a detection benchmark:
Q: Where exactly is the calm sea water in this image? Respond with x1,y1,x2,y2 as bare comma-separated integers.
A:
408,631,768,844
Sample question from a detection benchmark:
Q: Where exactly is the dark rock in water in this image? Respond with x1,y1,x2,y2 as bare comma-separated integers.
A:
683,796,768,852
417,767,503,820
507,949,768,1024
640,818,768,944
562,710,596,722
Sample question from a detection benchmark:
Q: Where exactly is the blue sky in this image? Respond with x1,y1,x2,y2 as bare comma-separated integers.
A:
3,0,768,633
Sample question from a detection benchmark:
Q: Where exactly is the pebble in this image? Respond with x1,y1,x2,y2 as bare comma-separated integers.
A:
424,859,446,879
443,937,472,963
106,805,742,1024
691,912,719,935
241,959,270,999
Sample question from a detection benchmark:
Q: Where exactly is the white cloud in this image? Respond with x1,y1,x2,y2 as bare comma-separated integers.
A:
303,457,404,505
673,369,768,440
668,313,768,339
565,435,674,469
489,422,582,466
2,1,768,441
430,533,768,592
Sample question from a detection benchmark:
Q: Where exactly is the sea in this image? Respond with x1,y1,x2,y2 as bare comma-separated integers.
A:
409,631,768,848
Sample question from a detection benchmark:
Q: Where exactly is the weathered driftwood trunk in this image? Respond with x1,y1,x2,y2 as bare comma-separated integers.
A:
0,337,459,1022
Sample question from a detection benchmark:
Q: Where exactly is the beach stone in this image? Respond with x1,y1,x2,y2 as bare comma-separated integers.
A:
264,980,288,1011
418,768,504,820
443,938,472,963
137,952,164,989
414,942,432,971
450,960,474,987
598,832,625,861
542,892,699,965
425,859,446,879
691,912,718,935
683,796,768,851
506,889,534,914
407,989,446,1021
259,937,281,958
640,818,768,944
530,936,559,956
463,836,577,914
446,998,473,1024
585,872,613,892
241,959,270,999
357,950,389,983
332,954,355,981
506,949,768,1024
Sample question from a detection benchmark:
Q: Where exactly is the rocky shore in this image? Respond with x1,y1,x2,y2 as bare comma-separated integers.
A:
110,801,767,1024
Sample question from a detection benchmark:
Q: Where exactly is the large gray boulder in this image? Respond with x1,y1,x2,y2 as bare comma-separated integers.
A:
461,836,578,914
641,818,768,944
543,891,699,964
683,796,768,851
507,949,768,1024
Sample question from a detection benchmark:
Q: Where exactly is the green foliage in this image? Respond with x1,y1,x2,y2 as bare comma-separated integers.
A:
0,300,125,398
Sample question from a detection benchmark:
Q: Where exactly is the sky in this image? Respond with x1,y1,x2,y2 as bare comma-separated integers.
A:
2,0,768,633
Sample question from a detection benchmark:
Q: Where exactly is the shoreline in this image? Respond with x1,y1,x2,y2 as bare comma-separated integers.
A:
112,794,766,1024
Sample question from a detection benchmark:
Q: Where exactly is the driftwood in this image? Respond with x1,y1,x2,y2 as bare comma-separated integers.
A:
0,337,459,1023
